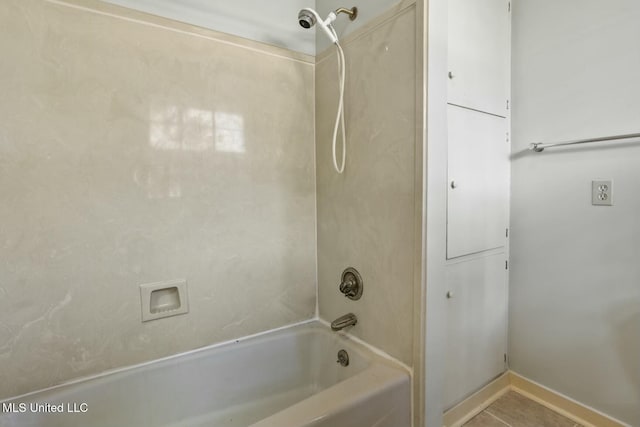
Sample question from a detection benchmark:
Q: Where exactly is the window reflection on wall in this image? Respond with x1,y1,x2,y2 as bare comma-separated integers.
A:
149,106,214,152
138,106,246,200
148,107,245,154
214,112,245,153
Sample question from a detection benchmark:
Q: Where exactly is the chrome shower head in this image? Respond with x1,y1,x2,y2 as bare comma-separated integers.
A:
298,9,316,29
297,7,358,43
297,8,337,43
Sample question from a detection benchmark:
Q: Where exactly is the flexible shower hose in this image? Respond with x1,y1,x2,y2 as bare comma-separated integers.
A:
330,26,347,174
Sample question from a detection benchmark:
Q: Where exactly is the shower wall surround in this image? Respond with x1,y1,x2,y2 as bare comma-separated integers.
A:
0,0,316,399
316,2,418,365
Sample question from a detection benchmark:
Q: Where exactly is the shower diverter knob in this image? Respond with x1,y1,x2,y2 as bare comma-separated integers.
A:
339,267,363,300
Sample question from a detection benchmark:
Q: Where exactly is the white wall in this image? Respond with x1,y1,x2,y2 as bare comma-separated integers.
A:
102,0,316,54
510,1,640,425
423,0,449,423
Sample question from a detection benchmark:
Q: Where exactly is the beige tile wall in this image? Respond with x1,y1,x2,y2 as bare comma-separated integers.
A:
315,5,418,365
0,0,316,398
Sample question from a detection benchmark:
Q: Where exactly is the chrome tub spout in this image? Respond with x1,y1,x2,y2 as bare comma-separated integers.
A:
331,313,357,331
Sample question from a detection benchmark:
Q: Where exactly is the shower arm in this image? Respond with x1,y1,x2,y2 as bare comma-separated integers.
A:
334,7,358,21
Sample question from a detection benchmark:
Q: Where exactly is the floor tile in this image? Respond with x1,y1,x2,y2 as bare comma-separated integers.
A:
485,391,576,427
464,411,510,427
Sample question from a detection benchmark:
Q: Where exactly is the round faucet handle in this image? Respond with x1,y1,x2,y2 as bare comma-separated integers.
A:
338,268,363,300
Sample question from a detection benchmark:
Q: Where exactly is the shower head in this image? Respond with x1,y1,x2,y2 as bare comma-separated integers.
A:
298,9,316,29
297,8,338,43
298,7,356,174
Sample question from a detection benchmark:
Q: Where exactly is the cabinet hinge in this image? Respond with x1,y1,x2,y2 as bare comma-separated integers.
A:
505,260,509,270
506,228,509,238
506,99,510,110
508,2,511,12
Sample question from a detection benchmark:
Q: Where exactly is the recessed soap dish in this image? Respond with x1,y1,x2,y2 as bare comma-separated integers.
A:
150,286,180,313
140,279,189,322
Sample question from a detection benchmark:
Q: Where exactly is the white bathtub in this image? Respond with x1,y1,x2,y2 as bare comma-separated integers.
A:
0,321,411,427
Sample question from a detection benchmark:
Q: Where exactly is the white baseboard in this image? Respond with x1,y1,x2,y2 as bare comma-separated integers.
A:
443,373,510,427
442,370,628,427
509,372,629,427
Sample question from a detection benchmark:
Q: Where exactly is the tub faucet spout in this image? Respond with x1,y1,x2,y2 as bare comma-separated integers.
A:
331,313,357,331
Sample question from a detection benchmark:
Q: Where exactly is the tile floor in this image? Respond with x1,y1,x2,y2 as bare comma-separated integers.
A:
463,391,582,427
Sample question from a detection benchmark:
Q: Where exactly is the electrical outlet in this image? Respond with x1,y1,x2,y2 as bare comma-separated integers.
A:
592,180,613,206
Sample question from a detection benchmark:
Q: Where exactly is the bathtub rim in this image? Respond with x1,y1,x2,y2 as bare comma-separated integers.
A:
1,317,411,404
248,361,411,427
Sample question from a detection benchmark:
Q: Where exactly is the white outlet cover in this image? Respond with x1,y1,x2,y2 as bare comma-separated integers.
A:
592,180,613,206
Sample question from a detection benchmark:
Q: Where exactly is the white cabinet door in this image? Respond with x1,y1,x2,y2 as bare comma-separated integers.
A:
447,105,508,259
443,253,508,409
448,0,510,116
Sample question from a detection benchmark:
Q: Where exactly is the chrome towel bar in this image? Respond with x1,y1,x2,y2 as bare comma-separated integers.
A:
529,132,640,152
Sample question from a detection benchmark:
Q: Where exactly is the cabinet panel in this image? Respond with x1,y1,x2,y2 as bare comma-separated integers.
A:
443,253,508,409
448,0,510,116
447,105,508,259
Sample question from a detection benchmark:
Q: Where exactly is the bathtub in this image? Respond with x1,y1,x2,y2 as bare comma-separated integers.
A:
0,321,411,427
